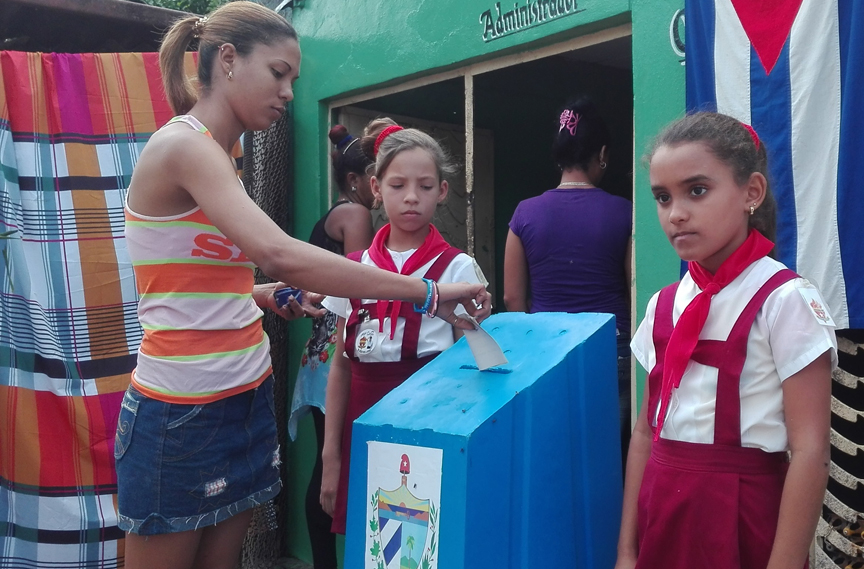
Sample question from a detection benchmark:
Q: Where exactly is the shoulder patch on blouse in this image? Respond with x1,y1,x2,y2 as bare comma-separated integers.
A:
797,281,836,327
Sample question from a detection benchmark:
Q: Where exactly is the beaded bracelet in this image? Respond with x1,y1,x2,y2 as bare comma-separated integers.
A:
414,278,434,313
428,281,440,317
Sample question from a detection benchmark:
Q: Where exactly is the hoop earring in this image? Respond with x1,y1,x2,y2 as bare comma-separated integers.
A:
227,70,233,80
599,161,607,170
750,204,756,216
351,186,357,192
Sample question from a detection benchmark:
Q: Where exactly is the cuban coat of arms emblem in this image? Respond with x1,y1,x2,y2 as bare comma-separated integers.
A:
366,443,442,569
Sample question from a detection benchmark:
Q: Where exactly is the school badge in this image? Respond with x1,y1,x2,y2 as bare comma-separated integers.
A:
797,285,836,327
366,443,442,569
810,299,828,322
356,328,377,355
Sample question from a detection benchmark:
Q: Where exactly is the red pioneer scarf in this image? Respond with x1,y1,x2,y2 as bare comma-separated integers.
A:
367,223,450,340
654,229,775,441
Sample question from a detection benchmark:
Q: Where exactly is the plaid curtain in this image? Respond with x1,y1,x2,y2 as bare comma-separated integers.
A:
0,50,196,568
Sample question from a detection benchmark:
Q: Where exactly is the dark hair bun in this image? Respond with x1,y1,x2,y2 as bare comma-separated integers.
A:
328,125,352,149
329,123,374,192
552,97,611,171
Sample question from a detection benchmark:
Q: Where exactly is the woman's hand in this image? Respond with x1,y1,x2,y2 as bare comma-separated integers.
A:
320,451,341,517
437,282,492,329
254,283,329,320
253,283,304,320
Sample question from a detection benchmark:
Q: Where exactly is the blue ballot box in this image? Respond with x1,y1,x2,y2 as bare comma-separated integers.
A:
345,312,623,569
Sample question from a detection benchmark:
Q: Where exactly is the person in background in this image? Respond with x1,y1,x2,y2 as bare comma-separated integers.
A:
504,98,632,465
117,4,489,568
288,124,375,569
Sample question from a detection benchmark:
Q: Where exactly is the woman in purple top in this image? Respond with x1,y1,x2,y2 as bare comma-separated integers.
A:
504,98,632,465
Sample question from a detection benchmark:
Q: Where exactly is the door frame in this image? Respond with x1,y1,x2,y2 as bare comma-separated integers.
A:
327,23,633,258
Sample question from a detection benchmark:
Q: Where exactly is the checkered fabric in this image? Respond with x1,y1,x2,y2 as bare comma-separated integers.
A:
0,50,211,568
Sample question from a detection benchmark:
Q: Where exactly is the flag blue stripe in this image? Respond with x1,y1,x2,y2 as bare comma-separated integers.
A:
837,0,864,328
749,42,797,269
383,523,401,565
685,0,716,112
683,0,717,278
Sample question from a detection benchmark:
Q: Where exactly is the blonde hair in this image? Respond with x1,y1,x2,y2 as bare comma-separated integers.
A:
159,1,297,115
360,118,458,183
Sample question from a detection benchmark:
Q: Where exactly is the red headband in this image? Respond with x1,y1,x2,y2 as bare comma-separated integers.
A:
373,125,404,157
741,123,760,150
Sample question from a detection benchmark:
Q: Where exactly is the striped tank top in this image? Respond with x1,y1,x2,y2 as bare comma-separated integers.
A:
124,115,271,403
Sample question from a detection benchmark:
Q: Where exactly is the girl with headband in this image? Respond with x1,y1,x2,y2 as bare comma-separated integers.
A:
319,118,490,536
615,112,836,569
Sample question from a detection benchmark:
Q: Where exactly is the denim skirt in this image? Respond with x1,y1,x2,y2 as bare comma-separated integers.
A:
115,376,282,535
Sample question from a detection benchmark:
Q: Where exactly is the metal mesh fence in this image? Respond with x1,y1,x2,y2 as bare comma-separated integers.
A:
239,108,294,569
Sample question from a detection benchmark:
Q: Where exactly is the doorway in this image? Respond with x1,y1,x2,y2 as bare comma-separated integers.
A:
330,27,634,310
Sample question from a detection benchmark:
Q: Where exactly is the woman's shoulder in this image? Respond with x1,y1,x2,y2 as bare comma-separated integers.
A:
511,191,562,223
595,190,633,211
140,122,222,168
517,190,561,207
327,201,372,223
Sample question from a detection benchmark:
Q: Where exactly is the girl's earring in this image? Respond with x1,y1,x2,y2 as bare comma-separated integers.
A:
599,161,607,170
351,186,357,192
750,204,756,216
227,70,234,80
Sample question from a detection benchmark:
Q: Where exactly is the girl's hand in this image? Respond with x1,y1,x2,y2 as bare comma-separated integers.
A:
320,452,341,517
301,291,328,319
437,282,492,328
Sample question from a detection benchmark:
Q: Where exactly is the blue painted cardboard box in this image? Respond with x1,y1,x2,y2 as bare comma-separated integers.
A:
346,312,623,569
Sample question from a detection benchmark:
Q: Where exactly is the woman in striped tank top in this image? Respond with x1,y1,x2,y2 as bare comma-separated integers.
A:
117,4,491,568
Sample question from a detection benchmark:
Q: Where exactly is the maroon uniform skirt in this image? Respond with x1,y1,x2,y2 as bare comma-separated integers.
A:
330,356,434,534
636,438,802,569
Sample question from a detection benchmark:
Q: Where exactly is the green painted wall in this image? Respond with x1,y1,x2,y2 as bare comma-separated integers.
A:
628,0,685,405
285,0,683,564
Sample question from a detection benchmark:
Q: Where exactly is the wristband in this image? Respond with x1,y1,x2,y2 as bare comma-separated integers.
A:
428,281,440,317
414,278,434,313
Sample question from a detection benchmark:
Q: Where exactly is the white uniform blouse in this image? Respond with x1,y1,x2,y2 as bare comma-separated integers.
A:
323,248,487,363
631,256,838,452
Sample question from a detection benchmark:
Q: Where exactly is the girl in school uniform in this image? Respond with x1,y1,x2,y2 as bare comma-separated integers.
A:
616,113,837,569
319,119,491,535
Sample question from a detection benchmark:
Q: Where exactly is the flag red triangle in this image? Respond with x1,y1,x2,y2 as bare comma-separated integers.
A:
730,0,804,75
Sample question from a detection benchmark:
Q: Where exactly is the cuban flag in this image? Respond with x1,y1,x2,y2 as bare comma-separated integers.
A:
685,0,863,329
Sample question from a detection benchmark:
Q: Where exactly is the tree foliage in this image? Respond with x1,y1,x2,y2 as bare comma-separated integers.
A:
142,0,226,15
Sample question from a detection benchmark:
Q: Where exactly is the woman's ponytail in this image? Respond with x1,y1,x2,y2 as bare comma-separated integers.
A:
159,16,199,115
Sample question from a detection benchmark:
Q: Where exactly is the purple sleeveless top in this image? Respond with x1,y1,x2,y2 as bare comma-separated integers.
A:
509,188,631,332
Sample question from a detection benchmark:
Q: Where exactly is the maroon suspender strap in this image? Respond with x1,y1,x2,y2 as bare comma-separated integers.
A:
649,269,798,445
711,268,798,445
400,247,461,360
647,282,679,433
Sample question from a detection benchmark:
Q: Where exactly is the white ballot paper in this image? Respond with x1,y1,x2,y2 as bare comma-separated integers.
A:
457,315,508,371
